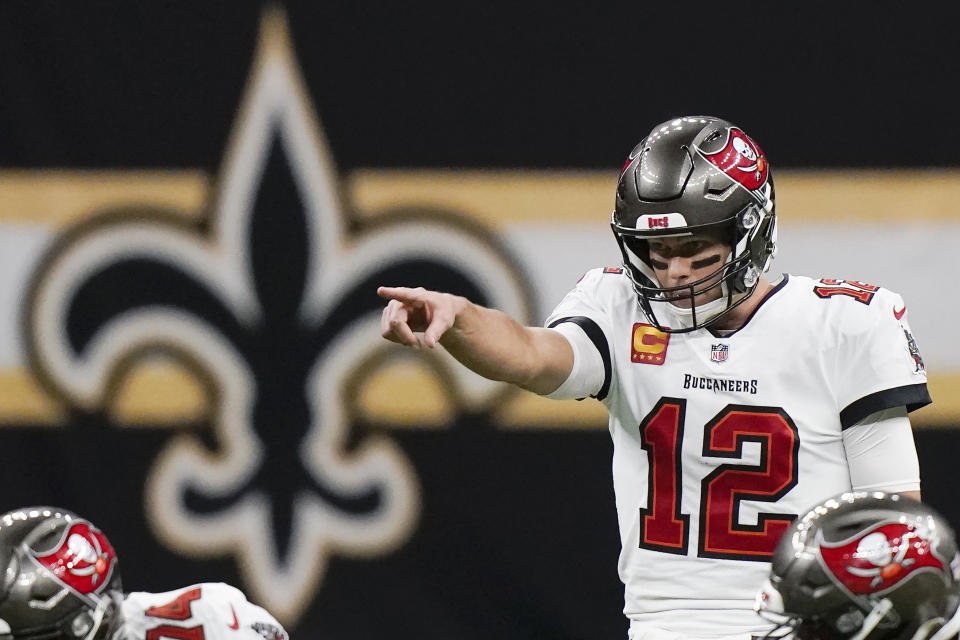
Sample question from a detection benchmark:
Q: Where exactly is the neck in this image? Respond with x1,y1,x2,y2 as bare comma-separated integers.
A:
711,277,774,331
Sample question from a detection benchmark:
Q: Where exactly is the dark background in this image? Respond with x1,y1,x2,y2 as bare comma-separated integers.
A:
3,3,960,170
1,3,957,640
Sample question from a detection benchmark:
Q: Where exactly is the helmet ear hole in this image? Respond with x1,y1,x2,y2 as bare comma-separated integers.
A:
71,611,94,638
833,607,867,635
749,214,777,273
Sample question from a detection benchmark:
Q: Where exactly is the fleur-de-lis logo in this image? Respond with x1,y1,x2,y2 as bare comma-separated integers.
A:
24,9,532,623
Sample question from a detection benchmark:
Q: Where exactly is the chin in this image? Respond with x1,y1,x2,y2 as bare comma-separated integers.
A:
672,297,721,310
694,295,724,307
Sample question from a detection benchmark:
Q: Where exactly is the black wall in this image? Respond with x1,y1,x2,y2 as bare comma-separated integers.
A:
3,2,960,170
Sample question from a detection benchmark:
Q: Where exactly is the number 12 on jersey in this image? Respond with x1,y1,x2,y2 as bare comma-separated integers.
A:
637,398,799,561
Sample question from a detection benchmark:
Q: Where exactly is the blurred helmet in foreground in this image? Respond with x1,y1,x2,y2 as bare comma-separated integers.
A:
0,507,123,640
756,492,960,640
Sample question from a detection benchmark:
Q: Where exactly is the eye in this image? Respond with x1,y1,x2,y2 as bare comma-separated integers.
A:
690,254,722,270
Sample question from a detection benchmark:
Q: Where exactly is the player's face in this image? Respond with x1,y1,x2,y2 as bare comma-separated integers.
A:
647,235,731,308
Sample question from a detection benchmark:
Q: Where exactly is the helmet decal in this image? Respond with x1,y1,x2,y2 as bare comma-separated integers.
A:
30,521,117,595
818,522,945,595
698,128,769,192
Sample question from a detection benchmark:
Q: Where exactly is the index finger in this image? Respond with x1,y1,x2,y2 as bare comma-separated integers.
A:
377,286,425,303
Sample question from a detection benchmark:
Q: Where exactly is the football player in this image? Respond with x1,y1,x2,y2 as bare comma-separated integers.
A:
756,491,960,640
0,507,288,640
378,116,929,639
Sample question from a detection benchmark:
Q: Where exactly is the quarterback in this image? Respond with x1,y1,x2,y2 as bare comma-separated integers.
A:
378,116,930,639
0,507,288,640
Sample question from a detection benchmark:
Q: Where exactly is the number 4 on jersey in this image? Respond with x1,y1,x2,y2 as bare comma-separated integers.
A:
145,588,205,640
637,398,800,561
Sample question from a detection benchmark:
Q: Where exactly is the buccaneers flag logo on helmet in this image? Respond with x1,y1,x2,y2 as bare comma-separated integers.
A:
31,521,118,595
699,127,769,191
818,522,946,595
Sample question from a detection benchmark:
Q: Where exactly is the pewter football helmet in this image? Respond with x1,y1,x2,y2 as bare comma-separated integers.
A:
756,492,960,640
0,507,123,640
612,115,776,332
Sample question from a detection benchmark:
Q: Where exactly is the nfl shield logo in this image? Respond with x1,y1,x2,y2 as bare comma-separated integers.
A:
710,344,729,363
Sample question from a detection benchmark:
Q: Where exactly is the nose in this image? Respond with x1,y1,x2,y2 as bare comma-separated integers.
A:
664,256,692,284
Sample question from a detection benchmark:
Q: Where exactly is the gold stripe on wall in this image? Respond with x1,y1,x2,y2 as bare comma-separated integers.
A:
348,169,960,226
0,170,209,225
0,370,64,424
347,170,617,226
0,363,208,425
4,168,960,227
0,365,954,428
110,360,210,425
778,170,960,222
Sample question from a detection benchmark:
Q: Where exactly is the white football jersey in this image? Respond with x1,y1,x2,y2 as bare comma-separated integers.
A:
120,583,287,640
545,270,930,639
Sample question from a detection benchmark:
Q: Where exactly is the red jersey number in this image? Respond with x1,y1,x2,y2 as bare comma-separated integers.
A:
638,400,799,561
146,626,206,640
637,399,690,554
145,588,205,640
813,279,879,305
